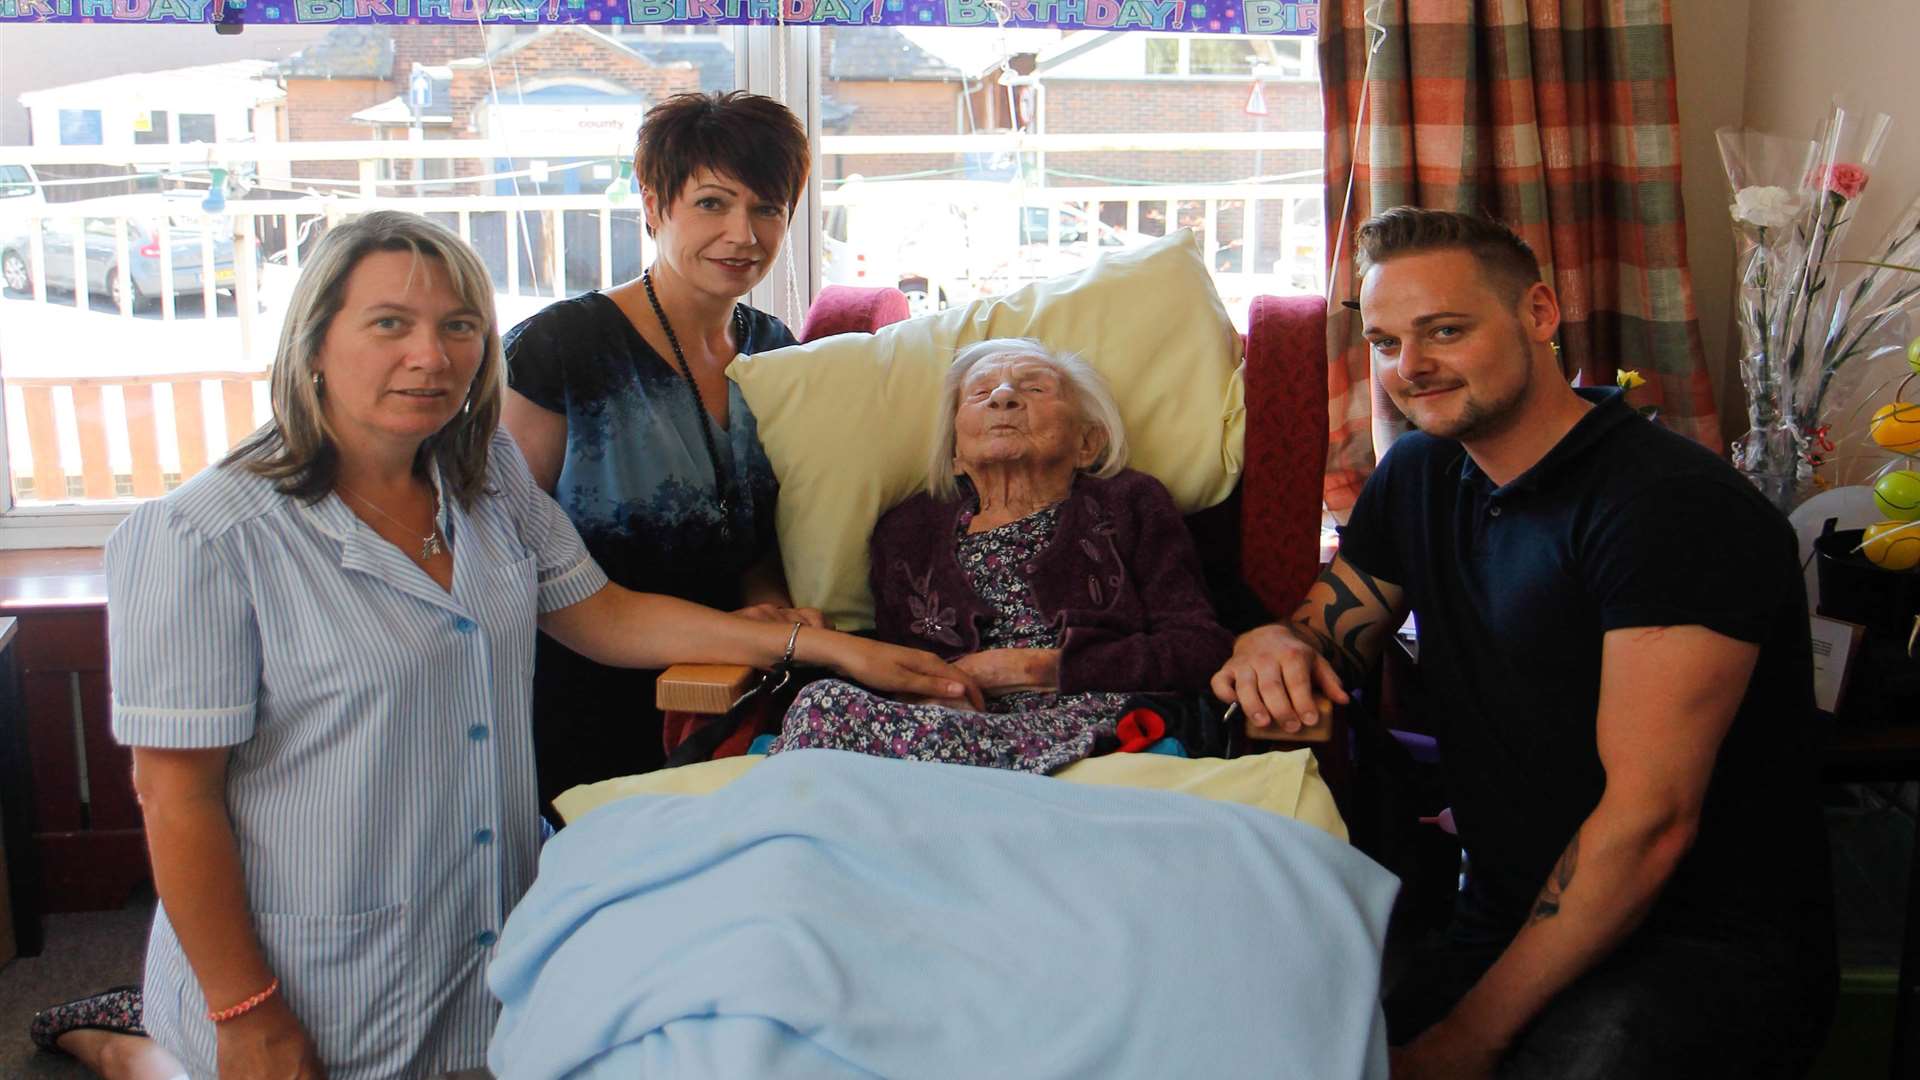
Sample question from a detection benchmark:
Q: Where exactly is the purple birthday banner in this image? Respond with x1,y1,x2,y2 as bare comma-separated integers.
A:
0,0,1312,34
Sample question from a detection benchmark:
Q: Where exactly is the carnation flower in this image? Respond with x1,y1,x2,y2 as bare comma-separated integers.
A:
1813,163,1870,200
1730,185,1801,229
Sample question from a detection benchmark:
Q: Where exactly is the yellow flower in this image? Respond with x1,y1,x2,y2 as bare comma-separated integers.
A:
1616,369,1647,390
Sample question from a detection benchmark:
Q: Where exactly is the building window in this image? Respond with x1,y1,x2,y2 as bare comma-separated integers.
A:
57,109,102,145
133,109,169,145
179,113,217,144
1134,36,1316,81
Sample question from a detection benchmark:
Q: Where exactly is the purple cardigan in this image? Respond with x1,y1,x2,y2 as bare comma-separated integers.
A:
869,469,1234,694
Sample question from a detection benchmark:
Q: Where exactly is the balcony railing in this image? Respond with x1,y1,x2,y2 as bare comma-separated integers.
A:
0,134,1323,508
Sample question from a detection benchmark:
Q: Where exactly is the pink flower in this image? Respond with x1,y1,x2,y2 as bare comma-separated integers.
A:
1815,163,1871,200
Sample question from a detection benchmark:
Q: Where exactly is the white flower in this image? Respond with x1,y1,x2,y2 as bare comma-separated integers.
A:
1732,186,1802,230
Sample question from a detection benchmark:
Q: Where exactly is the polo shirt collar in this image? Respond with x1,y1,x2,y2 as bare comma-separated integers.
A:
1458,387,1633,496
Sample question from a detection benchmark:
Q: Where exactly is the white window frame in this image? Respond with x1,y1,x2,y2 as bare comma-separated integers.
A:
0,23,825,548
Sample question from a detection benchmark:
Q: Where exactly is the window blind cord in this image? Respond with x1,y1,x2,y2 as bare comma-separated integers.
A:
1326,0,1388,308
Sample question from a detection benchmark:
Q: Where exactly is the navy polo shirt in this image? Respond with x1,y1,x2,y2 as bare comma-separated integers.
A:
1339,388,1830,941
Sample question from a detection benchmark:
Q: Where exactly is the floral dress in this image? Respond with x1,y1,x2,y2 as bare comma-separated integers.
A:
770,505,1132,774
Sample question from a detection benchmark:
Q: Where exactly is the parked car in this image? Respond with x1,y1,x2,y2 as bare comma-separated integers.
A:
1,193,240,308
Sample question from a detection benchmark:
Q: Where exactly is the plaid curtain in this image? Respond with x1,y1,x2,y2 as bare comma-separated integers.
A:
1317,0,1722,512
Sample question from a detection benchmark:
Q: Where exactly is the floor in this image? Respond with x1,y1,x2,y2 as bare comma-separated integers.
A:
0,893,151,1079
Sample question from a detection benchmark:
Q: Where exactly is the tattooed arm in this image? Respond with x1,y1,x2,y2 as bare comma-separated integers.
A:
1391,624,1757,1077
1210,555,1407,735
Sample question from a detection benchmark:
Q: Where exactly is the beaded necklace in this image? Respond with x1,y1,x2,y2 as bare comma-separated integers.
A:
641,269,747,536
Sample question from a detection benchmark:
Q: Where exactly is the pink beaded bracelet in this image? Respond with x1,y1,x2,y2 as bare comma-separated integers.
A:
208,977,280,1023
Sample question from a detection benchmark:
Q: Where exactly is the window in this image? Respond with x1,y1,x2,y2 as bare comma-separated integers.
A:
57,109,102,145
1130,35,1315,81
0,165,36,200
179,113,217,144
0,21,1318,539
818,27,1322,322
133,110,169,145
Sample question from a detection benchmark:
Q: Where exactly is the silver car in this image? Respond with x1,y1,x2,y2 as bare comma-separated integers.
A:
2,208,238,309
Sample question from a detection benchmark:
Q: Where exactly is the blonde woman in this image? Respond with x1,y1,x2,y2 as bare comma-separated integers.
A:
32,211,976,1080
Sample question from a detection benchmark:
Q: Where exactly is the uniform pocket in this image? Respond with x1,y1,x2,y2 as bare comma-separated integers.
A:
252,903,416,1076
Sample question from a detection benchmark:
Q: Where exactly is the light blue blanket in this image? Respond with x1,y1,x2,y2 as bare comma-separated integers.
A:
489,750,1398,1079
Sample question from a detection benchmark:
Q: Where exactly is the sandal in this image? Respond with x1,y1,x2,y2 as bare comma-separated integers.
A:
28,984,148,1054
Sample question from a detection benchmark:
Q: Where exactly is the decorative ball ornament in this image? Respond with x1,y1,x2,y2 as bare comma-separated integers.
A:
1862,520,1920,571
1875,470,1920,521
1869,383,1920,452
1908,334,1920,376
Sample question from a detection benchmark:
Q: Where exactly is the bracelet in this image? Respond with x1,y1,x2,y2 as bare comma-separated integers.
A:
780,620,803,667
208,977,280,1023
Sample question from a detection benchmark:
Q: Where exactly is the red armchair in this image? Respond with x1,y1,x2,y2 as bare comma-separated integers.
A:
659,285,1338,779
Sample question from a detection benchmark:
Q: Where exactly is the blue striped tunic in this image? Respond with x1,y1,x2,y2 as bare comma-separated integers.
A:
107,430,609,1080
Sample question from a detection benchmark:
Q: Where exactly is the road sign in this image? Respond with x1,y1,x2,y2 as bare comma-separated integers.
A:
1245,80,1268,117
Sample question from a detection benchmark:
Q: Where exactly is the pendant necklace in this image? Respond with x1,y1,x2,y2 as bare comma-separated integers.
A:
342,484,445,562
642,269,745,537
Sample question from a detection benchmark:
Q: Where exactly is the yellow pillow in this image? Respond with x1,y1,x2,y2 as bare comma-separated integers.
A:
555,751,1346,843
729,229,1247,629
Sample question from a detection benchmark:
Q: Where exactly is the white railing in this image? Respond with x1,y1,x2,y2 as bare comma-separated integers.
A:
0,135,1323,504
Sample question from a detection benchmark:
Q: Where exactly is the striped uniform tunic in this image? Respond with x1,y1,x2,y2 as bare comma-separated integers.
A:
107,430,608,1079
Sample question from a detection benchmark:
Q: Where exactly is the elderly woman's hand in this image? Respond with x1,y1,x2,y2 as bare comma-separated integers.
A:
954,648,1061,698
734,603,833,630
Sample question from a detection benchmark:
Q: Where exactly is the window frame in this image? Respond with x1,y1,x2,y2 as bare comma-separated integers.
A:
0,24,823,548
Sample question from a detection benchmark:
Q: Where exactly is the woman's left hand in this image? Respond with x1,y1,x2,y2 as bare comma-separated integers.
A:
734,603,832,630
955,648,1061,697
819,635,985,710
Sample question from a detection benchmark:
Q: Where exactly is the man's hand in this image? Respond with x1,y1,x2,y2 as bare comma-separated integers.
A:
1389,1017,1501,1080
1211,623,1350,735
733,603,832,630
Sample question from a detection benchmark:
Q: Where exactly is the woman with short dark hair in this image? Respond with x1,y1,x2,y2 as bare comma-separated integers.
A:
501,90,821,807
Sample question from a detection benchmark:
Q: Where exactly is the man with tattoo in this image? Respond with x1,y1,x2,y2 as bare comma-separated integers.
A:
1214,208,1836,1078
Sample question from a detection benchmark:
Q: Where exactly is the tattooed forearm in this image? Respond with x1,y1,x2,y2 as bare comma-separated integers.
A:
1290,616,1366,684
1527,835,1580,927
1305,573,1380,682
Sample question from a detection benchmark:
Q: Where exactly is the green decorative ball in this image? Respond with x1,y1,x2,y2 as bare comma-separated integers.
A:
1909,333,1920,375
1875,470,1920,521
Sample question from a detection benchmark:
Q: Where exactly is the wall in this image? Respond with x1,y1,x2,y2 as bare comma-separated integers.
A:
1669,0,1752,449
1740,0,1920,484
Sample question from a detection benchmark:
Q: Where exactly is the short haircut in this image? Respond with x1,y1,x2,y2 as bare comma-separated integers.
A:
634,91,809,228
1354,207,1542,305
226,210,503,509
926,338,1129,501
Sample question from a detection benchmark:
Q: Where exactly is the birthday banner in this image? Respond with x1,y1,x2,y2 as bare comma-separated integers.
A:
1,0,1310,33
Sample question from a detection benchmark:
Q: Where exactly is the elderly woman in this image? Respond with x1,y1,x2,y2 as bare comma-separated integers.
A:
30,211,975,1080
503,90,822,806
769,338,1233,773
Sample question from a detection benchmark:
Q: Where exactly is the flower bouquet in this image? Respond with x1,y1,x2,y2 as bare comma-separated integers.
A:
1718,103,1919,512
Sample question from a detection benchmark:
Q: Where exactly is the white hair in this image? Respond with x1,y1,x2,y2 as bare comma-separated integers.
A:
926,337,1130,501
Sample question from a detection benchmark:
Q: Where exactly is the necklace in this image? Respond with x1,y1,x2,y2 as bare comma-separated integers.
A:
641,269,745,534
341,484,445,562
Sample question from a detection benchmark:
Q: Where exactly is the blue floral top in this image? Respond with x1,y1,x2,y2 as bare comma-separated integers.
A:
504,291,796,604
504,291,798,801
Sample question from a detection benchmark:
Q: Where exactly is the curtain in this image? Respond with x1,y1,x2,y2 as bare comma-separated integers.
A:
1317,0,1721,512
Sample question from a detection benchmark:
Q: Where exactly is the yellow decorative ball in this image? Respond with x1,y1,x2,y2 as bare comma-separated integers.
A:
1875,470,1920,521
1869,400,1920,452
1862,520,1920,571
